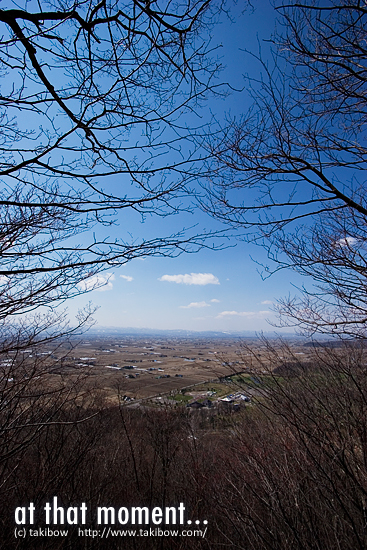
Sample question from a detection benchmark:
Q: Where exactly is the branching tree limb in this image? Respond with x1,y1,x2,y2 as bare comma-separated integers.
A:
0,0,226,318
201,0,367,337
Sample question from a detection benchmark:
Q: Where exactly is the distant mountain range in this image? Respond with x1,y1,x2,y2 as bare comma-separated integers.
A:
84,326,304,339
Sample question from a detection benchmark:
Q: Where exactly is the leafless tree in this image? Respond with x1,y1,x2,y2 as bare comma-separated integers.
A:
201,0,367,336
0,0,226,322
212,336,367,550
0,0,226,435
0,2,233,524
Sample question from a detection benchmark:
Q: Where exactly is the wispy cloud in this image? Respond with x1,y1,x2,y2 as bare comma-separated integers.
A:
78,273,115,292
159,273,219,285
120,275,133,282
216,310,270,318
261,300,273,305
210,298,220,303
180,301,210,309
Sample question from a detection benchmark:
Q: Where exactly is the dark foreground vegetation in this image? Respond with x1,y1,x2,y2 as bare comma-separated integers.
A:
1,340,366,550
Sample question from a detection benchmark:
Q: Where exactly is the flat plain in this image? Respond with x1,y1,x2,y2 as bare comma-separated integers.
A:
38,334,311,405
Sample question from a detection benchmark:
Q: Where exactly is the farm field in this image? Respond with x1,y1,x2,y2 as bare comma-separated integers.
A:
35,334,311,404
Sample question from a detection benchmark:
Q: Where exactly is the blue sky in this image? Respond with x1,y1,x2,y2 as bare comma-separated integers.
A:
66,1,306,333
69,244,304,332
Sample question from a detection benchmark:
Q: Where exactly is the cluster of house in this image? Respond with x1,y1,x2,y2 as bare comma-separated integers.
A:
220,393,251,403
187,392,251,410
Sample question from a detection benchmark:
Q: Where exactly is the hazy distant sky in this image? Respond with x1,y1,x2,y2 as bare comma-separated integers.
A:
66,1,305,333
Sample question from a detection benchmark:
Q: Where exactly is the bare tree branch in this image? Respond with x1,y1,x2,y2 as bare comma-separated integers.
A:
201,0,367,337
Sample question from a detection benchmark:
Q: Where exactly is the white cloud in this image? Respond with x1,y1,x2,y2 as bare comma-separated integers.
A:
120,275,133,282
78,273,115,292
336,236,358,247
210,298,220,303
216,310,270,318
261,300,273,305
158,273,219,285
180,301,210,309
